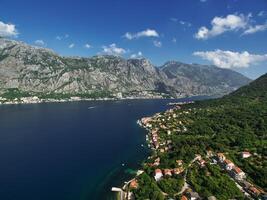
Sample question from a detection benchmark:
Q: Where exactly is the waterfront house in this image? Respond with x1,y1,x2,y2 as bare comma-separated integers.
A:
206,150,214,158
217,153,226,162
154,169,163,181
141,117,151,125
240,180,252,189
129,179,138,189
231,166,246,180
224,159,235,170
248,186,261,197
181,195,188,200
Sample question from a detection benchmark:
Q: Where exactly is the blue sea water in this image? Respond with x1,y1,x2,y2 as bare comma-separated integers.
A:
0,98,207,200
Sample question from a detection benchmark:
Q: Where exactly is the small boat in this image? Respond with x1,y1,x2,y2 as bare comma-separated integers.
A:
88,106,95,109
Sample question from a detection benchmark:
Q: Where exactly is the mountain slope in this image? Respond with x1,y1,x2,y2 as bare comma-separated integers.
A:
0,38,251,99
131,73,267,199
161,61,251,97
229,73,267,100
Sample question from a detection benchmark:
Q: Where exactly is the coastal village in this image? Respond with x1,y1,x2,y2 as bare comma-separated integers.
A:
0,91,168,105
114,102,267,200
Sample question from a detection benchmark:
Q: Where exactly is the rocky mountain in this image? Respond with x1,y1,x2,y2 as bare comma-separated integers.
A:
160,61,251,97
0,38,251,99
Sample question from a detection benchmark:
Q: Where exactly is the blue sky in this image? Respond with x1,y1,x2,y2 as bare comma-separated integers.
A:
0,0,267,79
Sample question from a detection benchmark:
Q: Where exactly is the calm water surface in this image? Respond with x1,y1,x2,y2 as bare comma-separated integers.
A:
0,97,207,200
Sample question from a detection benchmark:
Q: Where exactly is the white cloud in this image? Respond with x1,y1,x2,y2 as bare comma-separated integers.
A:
34,40,45,46
0,20,18,37
258,11,266,17
124,29,159,40
84,43,92,49
171,18,192,27
68,43,75,48
193,49,267,69
130,51,143,59
179,20,192,27
153,40,162,48
242,23,267,35
102,43,126,55
56,34,69,40
195,14,250,39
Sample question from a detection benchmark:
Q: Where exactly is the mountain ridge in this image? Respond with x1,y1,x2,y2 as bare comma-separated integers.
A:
0,38,251,101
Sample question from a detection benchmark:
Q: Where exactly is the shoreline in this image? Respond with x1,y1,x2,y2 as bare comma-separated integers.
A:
111,113,170,199
111,99,199,199
0,96,173,106
0,94,212,106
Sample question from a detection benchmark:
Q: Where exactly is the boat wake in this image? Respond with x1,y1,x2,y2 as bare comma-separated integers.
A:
88,106,96,109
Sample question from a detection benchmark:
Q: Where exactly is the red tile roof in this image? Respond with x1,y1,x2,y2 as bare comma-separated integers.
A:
233,166,243,174
129,179,138,189
224,159,233,165
164,169,172,175
181,195,188,200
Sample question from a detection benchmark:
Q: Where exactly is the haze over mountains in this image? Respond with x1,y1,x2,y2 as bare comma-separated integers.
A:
0,38,251,99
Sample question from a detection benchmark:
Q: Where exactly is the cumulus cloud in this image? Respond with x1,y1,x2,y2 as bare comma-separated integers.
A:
193,49,267,69
153,40,162,47
194,14,250,39
84,43,92,49
130,51,143,59
242,23,267,35
258,11,266,17
34,40,45,46
102,43,126,55
124,29,159,40
0,20,18,37
68,43,75,48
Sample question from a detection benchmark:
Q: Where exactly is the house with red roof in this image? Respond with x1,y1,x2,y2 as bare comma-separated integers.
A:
154,169,163,181
224,159,235,170
129,179,138,189
241,151,251,159
231,166,246,180
217,153,226,162
164,169,172,176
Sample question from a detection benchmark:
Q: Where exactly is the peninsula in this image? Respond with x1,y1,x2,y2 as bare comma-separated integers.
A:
117,73,267,200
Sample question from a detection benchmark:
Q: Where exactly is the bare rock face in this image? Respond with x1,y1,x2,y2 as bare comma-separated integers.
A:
0,38,251,98
161,61,251,97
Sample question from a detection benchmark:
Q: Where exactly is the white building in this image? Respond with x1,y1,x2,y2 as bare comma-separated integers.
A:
154,169,163,181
